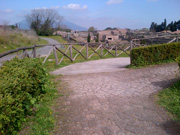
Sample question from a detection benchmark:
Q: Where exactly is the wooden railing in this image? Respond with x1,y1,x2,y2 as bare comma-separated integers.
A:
0,43,131,65
1,35,179,65
43,43,131,65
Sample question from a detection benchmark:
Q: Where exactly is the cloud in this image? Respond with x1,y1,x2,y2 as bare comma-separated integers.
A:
4,9,13,13
107,0,123,5
33,6,60,10
63,4,88,10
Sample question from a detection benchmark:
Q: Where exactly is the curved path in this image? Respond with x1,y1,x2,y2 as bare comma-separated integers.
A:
0,37,60,66
53,59,180,135
51,57,130,75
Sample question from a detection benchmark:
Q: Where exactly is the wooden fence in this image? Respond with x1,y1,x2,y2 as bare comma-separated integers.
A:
0,35,180,65
0,43,131,65
42,43,131,65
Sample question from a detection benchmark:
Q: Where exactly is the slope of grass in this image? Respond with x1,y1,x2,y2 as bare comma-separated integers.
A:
0,29,48,53
157,80,180,121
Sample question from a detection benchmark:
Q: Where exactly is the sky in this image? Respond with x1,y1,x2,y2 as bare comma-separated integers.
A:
0,0,180,30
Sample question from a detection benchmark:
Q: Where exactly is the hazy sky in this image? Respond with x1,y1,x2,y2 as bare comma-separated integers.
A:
0,0,180,30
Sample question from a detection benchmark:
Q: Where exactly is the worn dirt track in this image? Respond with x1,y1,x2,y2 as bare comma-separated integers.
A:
53,60,180,135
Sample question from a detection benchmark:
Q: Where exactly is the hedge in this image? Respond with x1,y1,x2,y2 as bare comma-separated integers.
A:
130,42,180,66
0,58,50,134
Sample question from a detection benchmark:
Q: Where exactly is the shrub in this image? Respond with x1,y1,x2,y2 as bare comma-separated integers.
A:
0,58,50,134
131,42,180,66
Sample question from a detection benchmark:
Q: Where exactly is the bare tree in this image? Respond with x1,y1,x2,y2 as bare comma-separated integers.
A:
25,9,63,35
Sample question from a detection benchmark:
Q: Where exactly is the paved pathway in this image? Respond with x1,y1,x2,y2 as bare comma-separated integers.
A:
53,59,180,135
51,58,130,75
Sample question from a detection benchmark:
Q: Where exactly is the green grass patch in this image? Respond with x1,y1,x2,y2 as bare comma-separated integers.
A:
157,80,180,121
40,36,67,44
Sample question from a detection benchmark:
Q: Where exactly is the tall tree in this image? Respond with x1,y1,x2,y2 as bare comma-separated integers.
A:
96,33,99,42
150,22,157,32
87,33,91,42
25,9,63,35
164,18,167,30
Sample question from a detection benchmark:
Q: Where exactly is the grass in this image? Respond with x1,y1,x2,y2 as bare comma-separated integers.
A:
157,80,180,121
41,36,67,43
0,29,48,53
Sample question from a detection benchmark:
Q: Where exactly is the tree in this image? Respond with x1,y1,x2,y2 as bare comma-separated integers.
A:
105,27,113,30
25,9,63,36
150,22,157,32
87,33,91,42
88,26,96,32
164,18,167,30
96,33,99,42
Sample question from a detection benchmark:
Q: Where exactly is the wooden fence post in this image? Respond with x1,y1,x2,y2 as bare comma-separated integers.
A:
130,40,133,65
101,44,103,57
23,49,27,58
115,44,117,56
177,37,179,42
33,45,36,58
130,40,133,51
69,45,73,60
53,46,58,65
86,44,88,59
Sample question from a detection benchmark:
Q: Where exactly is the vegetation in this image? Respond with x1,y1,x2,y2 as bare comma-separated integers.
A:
0,58,54,134
131,42,180,66
87,33,91,42
105,27,118,30
19,75,58,135
0,28,48,53
26,9,63,36
41,36,67,44
96,33,99,42
150,18,180,32
158,80,180,121
88,26,96,32
157,56,180,121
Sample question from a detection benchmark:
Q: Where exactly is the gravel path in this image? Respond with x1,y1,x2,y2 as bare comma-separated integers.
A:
0,37,60,66
53,60,180,135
